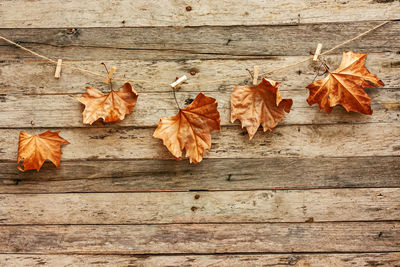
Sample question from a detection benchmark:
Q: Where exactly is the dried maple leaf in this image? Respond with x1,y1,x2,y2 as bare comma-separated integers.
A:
17,130,70,172
230,78,293,139
153,93,221,163
75,82,138,124
306,51,384,115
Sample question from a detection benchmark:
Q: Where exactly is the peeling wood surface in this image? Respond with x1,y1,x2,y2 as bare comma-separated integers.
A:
1,1,400,266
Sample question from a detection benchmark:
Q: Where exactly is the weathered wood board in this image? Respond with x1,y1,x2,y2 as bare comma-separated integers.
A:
1,124,399,160
1,188,400,224
1,253,400,267
0,0,399,266
1,21,400,61
1,222,400,253
1,88,399,128
1,54,399,95
1,0,399,27
1,157,399,193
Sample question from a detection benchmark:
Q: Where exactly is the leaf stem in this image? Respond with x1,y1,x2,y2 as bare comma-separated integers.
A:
319,56,331,71
101,62,113,91
245,68,254,81
172,87,181,110
312,62,326,82
312,56,331,82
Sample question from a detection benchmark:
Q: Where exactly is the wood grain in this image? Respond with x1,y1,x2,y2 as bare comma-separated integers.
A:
1,188,399,224
1,253,400,267
0,21,399,60
1,54,398,95
1,124,399,161
1,222,399,253
1,157,400,193
1,0,398,28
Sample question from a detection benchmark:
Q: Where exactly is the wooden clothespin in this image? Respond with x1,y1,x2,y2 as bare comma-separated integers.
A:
252,65,259,85
54,59,62,79
170,75,187,88
313,43,323,61
105,67,117,84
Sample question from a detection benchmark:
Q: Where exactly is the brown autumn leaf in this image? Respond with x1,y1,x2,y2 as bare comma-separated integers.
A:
230,78,293,139
75,82,138,124
17,130,70,172
306,51,384,115
153,92,221,163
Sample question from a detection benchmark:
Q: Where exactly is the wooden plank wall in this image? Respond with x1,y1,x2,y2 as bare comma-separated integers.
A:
0,0,400,266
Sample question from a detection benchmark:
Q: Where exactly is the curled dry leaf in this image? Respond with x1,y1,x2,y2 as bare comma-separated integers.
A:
17,130,70,172
230,78,293,139
306,51,384,115
75,82,138,124
153,93,221,163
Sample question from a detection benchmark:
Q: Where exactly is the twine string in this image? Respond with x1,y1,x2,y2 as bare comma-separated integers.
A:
0,20,390,87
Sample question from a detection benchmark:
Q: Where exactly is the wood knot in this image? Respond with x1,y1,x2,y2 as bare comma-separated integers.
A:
287,256,300,265
186,6,192,11
191,206,198,212
194,194,200,200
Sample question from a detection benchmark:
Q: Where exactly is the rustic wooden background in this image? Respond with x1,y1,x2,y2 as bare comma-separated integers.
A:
0,0,400,266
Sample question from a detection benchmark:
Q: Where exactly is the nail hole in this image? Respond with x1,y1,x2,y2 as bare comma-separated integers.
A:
66,28,77,34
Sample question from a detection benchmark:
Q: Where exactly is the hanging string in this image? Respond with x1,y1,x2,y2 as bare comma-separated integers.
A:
0,37,107,79
0,20,391,87
321,20,390,56
256,20,390,77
